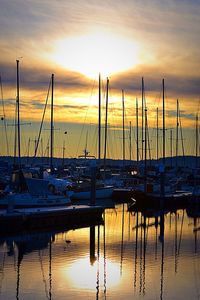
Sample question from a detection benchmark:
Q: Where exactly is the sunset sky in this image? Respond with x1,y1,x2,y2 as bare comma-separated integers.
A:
0,0,200,161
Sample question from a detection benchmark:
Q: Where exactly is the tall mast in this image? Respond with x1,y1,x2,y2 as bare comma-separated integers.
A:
136,98,139,165
122,89,125,168
176,99,179,169
103,78,109,177
156,107,159,161
50,74,54,173
141,77,144,161
16,59,21,168
98,73,101,163
162,79,165,166
129,121,132,163
144,106,147,193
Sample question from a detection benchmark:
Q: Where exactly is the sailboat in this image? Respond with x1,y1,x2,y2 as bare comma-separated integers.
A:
71,75,113,201
0,65,72,208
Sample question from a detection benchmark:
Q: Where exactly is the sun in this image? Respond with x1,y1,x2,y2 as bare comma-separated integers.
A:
50,30,139,78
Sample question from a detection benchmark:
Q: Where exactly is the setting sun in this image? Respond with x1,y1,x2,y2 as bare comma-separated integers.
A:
50,30,139,78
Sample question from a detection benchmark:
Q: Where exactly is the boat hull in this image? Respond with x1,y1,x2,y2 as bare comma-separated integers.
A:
128,190,192,210
0,192,73,208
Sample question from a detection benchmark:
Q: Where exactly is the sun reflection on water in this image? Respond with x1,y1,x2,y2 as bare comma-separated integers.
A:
62,256,121,290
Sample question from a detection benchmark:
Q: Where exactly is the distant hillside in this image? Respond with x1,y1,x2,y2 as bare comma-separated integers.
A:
0,155,199,169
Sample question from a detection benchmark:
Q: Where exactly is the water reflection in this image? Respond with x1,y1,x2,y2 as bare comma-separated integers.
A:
0,202,200,299
4,232,54,299
129,204,200,300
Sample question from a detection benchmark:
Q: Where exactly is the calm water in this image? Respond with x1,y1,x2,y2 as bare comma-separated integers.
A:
0,202,200,300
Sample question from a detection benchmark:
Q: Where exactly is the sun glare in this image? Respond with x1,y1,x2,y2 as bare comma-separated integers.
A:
63,257,121,289
50,31,139,78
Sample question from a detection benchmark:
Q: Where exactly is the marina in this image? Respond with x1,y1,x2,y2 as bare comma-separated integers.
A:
0,1,200,299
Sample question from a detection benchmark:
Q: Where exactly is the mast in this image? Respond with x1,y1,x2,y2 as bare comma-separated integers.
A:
50,74,54,173
144,106,147,193
136,98,139,165
129,121,132,163
98,73,101,163
176,99,179,169
162,79,165,166
103,78,109,178
156,107,159,161
122,89,125,168
160,79,165,200
141,77,144,161
16,60,21,168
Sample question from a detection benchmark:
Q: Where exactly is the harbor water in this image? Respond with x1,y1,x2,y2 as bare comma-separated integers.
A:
0,202,199,299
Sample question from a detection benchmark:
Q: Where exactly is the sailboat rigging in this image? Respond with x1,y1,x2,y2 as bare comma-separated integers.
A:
0,75,9,156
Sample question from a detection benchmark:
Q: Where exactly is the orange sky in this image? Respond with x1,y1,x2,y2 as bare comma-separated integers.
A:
0,0,200,159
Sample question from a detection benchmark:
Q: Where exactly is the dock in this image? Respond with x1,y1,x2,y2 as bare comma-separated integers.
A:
0,205,104,235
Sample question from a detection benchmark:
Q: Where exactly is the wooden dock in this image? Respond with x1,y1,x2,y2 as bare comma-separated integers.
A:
0,205,104,235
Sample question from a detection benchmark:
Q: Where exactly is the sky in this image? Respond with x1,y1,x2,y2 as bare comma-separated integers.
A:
0,0,200,161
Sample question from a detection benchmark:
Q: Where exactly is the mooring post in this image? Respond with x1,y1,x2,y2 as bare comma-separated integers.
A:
90,225,96,265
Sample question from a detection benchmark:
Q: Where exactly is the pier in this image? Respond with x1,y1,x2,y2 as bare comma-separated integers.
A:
0,205,104,235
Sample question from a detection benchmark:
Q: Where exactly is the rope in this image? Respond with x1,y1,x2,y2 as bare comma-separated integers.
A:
34,77,51,157
0,75,9,155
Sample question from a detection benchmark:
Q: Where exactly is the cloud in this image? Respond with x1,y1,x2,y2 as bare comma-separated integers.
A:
0,61,91,91
111,66,200,99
